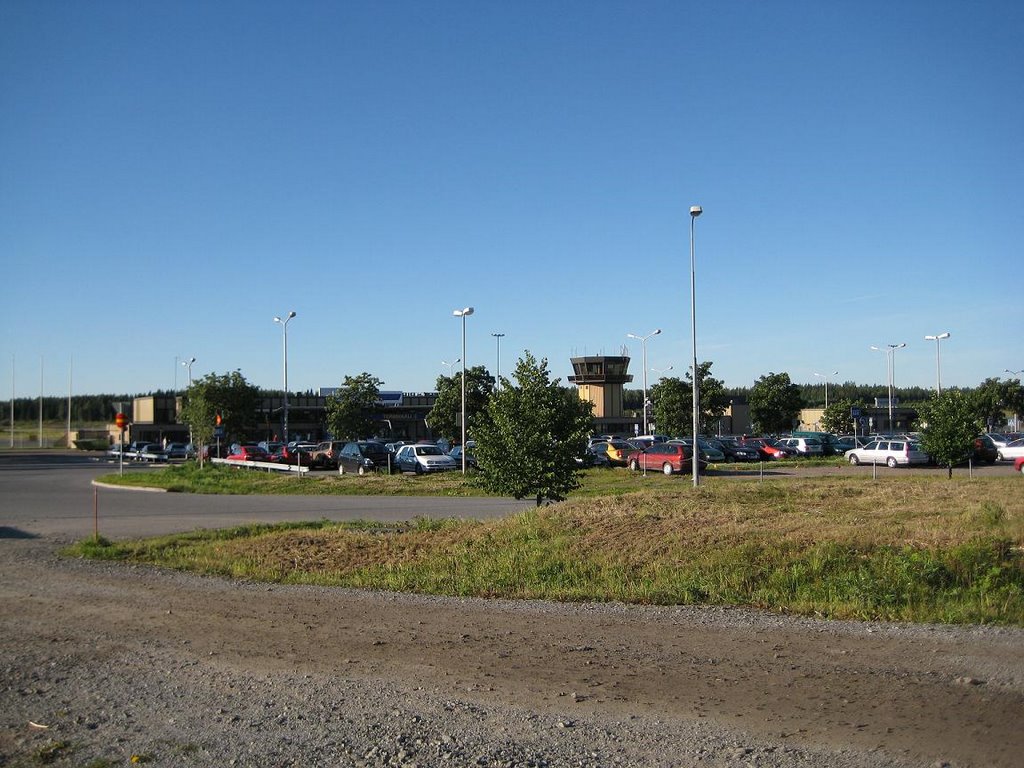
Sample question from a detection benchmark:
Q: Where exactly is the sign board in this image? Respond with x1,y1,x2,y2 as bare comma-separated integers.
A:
214,426,225,439
850,407,861,418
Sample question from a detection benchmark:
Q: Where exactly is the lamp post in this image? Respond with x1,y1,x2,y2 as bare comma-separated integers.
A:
442,359,460,377
689,204,702,486
273,311,297,443
871,343,905,432
453,307,474,473
813,370,838,411
924,333,950,395
651,365,673,378
491,333,505,392
181,356,196,387
627,329,661,435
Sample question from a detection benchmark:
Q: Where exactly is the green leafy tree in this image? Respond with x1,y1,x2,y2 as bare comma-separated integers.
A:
916,391,983,477
473,352,593,506
972,377,1022,432
178,371,260,463
649,376,691,437
426,365,493,444
821,398,861,435
686,361,729,435
749,372,803,434
325,373,383,439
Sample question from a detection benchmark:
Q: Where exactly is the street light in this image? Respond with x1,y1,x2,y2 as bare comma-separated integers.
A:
442,359,460,377
651,365,673,378
491,333,505,392
813,370,838,411
689,204,702,486
181,356,196,387
627,329,661,435
871,343,905,433
924,332,951,395
453,307,474,473
273,310,297,443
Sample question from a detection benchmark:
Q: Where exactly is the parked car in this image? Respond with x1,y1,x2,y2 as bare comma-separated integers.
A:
337,440,391,475
626,442,705,475
394,443,458,474
737,437,793,460
669,438,725,464
271,443,311,466
258,441,284,455
448,444,478,470
1015,456,1024,474
163,442,189,459
984,433,1014,450
137,443,168,462
845,439,929,468
710,438,761,463
775,437,824,457
106,443,130,460
972,434,999,464
309,440,346,469
226,445,271,462
577,446,612,468
996,438,1024,462
589,440,634,467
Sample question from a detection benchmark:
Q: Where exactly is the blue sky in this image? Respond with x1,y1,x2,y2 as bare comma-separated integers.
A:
2,1,1021,399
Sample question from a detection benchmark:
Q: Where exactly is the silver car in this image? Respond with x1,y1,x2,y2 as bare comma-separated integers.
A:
845,439,929,468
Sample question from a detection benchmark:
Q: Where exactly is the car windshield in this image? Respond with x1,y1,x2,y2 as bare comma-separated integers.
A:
416,446,444,456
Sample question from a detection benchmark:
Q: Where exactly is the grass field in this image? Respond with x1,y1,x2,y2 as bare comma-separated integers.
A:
72,466,1024,625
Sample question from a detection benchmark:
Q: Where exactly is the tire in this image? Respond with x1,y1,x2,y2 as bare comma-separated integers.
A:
996,451,1005,462
357,465,367,476
725,455,735,463
662,462,673,476
849,454,860,466
414,463,423,475
629,459,639,471
886,456,898,469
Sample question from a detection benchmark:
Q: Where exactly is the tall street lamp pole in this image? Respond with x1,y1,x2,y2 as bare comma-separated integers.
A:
689,205,702,486
924,332,950,395
491,333,505,392
627,329,661,435
274,311,297,443
442,359,460,377
871,343,905,432
453,307,474,473
181,356,196,387
813,370,838,411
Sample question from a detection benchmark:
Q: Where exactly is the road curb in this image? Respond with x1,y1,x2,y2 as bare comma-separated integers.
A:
91,479,168,493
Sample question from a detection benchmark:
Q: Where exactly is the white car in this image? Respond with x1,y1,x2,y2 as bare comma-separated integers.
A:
775,437,824,456
845,439,929,468
996,438,1024,462
394,444,458,474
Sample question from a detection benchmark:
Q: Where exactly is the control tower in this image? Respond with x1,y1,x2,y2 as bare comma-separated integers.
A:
569,355,636,434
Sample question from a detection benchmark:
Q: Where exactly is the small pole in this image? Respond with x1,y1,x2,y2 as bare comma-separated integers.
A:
93,486,99,541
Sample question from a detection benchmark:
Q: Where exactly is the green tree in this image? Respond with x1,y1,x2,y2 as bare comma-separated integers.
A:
325,373,383,439
649,376,691,437
821,398,861,435
972,377,1021,432
686,361,729,435
916,391,983,477
426,365,493,444
749,372,803,434
178,371,260,464
473,352,593,506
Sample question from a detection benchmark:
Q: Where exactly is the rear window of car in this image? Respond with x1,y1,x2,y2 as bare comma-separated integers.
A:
609,441,631,450
416,446,443,456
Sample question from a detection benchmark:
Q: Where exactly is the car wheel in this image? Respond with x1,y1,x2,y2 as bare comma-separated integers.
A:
996,451,1005,462
663,462,673,476
849,454,860,466
629,459,639,471
725,455,735,463
358,465,367,476
415,463,423,475
886,456,898,469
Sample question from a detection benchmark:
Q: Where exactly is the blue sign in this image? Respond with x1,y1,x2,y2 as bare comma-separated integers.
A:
850,407,861,418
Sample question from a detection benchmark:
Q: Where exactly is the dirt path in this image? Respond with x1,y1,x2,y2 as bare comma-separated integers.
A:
2,534,1022,767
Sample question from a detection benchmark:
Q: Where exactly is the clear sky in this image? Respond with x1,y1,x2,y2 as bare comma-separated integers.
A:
2,0,1021,399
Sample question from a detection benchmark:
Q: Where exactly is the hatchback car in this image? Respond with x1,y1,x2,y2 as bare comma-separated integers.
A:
163,442,189,459
845,439,929,468
972,434,998,464
775,437,824,457
394,443,458,474
589,440,634,467
626,442,705,475
712,438,761,463
996,438,1024,462
309,440,347,469
337,441,391,475
226,445,270,462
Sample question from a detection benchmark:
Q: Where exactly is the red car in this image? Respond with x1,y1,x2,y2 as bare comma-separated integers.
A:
1015,457,1024,474
738,437,793,460
625,442,706,475
226,445,270,462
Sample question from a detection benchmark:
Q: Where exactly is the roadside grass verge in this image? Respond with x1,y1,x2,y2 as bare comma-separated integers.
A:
69,476,1024,625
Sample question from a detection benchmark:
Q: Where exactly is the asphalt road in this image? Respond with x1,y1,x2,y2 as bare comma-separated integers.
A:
0,451,533,541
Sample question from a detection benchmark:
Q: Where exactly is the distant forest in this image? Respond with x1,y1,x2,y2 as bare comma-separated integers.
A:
622,382,944,410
